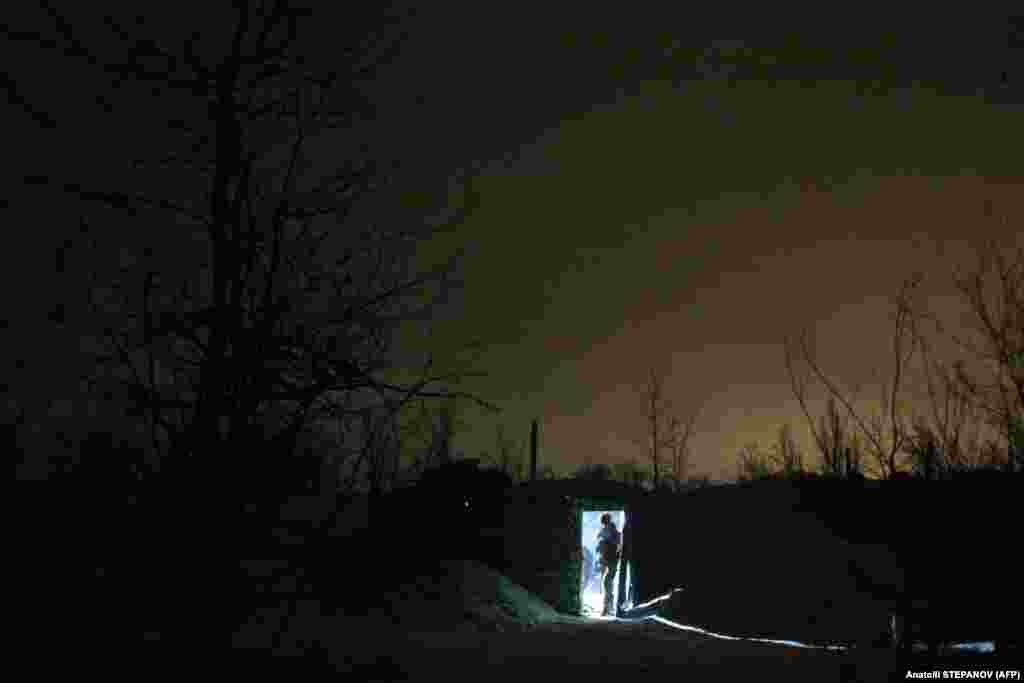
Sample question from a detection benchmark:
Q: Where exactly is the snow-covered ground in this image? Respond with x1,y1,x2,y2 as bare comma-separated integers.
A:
232,559,1013,679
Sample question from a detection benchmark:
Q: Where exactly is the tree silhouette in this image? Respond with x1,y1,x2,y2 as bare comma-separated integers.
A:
731,423,808,482
637,365,700,489
574,461,613,482
904,327,986,474
771,422,805,478
492,423,525,481
7,3,494,511
665,411,700,491
735,442,775,482
947,239,1023,470
784,275,921,479
640,366,672,488
424,395,465,470
906,236,1023,471
611,458,648,489
817,397,864,479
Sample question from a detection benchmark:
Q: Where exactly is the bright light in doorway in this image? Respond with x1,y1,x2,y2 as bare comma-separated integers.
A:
579,509,626,617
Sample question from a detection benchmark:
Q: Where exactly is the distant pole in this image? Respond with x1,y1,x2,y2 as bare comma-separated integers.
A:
530,419,538,482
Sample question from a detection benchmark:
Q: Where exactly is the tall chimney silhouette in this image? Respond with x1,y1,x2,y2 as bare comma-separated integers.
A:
530,419,538,481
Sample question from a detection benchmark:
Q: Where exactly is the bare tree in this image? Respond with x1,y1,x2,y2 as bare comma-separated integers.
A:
666,411,700,490
736,442,775,482
340,402,396,496
904,328,987,473
784,275,922,479
398,393,468,481
771,422,805,478
635,365,703,489
817,397,864,478
785,337,864,478
946,240,1023,470
733,424,805,482
639,366,675,488
786,337,862,478
902,422,946,480
6,4,495,505
902,236,1022,472
429,397,463,468
493,423,523,481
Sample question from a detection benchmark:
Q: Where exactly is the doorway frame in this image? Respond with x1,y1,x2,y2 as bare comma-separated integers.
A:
577,506,628,617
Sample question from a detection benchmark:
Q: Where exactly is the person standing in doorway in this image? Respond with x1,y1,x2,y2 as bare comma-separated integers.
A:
595,513,621,617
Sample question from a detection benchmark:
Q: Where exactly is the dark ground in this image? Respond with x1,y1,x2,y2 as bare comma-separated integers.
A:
254,612,1021,682
19,473,1020,678
222,558,1022,682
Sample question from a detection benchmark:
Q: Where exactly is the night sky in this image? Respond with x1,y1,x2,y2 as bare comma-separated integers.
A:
8,5,1022,482
365,6,1022,480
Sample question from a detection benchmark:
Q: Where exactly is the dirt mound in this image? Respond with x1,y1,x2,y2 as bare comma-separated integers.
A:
234,559,568,658
367,559,566,632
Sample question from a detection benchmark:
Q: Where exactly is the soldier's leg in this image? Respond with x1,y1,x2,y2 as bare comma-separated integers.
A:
602,562,618,615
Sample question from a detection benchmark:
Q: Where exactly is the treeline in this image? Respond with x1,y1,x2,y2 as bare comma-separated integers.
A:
6,2,497,514
4,3,494,664
8,0,1021,547
765,239,1021,482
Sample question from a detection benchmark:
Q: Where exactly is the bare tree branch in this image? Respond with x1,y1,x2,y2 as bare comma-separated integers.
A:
20,2,491,503
787,276,923,479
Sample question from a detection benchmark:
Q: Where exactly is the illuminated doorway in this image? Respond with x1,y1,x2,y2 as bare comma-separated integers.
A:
580,509,626,617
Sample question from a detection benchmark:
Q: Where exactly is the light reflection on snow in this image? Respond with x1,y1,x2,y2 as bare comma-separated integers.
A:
951,642,995,653
631,587,683,611
580,588,1002,656
598,588,849,650
650,614,853,650
613,614,1000,656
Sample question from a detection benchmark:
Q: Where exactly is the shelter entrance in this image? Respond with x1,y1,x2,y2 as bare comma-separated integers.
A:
580,509,627,617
